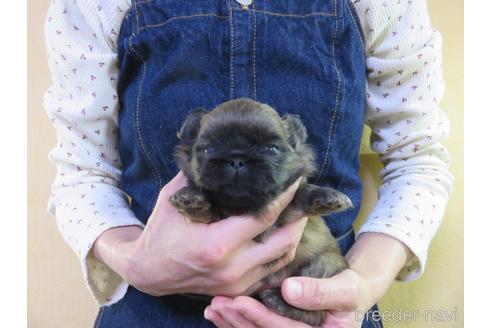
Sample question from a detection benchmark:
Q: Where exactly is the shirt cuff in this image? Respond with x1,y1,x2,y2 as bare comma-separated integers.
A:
49,182,145,305
81,218,144,306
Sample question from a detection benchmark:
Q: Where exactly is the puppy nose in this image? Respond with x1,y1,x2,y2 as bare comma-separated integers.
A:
228,158,245,171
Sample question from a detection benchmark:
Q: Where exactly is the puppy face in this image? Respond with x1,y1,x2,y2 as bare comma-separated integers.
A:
175,98,315,212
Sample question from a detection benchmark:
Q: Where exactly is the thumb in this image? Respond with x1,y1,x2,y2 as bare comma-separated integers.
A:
156,171,188,204
148,171,188,225
257,177,302,228
281,270,360,311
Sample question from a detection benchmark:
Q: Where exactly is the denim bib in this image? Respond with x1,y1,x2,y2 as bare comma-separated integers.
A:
96,1,381,327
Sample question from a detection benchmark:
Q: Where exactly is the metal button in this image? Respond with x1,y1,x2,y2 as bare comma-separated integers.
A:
236,0,253,6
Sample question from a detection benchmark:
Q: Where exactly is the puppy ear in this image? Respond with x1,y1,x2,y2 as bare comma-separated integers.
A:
282,114,308,149
177,108,207,144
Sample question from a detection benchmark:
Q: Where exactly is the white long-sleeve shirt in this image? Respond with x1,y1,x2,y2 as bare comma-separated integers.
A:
43,0,453,306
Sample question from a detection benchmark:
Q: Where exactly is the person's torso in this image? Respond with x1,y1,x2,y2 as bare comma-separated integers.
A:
117,0,366,238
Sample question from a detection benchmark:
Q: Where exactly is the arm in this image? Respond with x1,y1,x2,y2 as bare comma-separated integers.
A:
355,0,453,281
44,0,142,305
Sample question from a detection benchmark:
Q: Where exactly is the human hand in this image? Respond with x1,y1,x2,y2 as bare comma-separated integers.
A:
205,233,413,328
205,269,371,328
93,171,307,297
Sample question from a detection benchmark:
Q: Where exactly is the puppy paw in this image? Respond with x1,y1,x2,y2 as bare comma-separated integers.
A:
307,187,353,216
259,288,326,327
169,187,215,223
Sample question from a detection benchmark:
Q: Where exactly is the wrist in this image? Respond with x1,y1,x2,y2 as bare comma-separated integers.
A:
92,225,143,281
345,232,413,308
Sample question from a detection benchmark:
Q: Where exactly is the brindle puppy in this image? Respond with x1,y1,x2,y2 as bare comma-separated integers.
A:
170,98,351,326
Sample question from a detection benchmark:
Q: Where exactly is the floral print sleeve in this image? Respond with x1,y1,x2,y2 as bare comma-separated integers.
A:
43,0,142,305
352,0,453,281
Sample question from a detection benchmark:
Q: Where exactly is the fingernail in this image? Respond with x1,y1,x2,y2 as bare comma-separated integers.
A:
204,307,212,320
286,178,301,194
286,279,302,301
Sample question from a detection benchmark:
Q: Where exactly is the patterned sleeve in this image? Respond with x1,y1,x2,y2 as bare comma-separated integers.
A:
352,0,453,281
43,0,142,305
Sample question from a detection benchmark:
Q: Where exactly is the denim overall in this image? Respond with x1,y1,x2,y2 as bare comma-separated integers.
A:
96,0,382,327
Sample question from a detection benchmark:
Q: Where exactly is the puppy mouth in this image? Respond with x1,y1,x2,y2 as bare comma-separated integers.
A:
233,172,246,184
200,173,259,193
219,178,252,192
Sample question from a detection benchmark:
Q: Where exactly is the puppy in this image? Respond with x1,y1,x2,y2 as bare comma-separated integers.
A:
170,98,351,326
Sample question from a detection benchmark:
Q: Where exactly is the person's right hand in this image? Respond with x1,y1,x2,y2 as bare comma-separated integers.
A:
92,171,306,297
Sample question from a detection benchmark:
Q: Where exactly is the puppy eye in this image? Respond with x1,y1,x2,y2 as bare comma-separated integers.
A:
260,144,280,155
195,144,207,153
198,145,217,155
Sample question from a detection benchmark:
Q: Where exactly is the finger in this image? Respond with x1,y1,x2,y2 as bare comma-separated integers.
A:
220,217,307,294
157,171,189,202
204,306,234,328
209,297,238,321
219,304,258,328
324,310,360,328
210,178,302,249
210,296,235,311
231,296,310,328
231,217,307,275
240,248,298,293
147,171,189,226
247,217,307,266
281,270,360,311
254,177,303,228
241,280,264,296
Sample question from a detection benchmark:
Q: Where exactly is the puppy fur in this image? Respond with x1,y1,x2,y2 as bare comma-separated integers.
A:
170,98,351,326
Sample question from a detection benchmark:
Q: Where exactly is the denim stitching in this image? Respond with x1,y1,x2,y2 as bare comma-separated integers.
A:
128,36,163,205
335,227,354,242
325,74,346,179
315,0,341,184
93,307,105,328
246,9,336,18
325,0,347,175
124,1,144,29
135,0,141,33
137,13,228,32
227,0,236,99
326,0,347,176
252,0,257,100
123,4,133,21
133,0,154,5
345,0,364,48
128,0,154,26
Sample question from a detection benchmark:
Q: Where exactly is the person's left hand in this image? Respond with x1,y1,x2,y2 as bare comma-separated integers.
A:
204,268,373,328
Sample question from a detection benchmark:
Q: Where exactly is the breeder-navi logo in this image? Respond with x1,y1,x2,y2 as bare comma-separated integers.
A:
355,307,459,323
